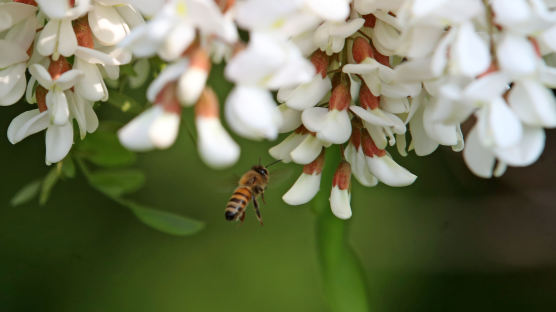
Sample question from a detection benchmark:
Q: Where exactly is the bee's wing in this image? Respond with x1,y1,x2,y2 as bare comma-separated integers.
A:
267,165,296,189
215,174,240,195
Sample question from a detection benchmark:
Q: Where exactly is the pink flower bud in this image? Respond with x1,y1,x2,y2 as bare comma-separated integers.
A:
73,16,94,49
329,81,351,111
303,149,325,174
155,82,181,114
48,56,71,80
362,131,386,157
359,83,379,110
195,88,219,118
310,50,329,78
332,161,351,190
352,37,374,64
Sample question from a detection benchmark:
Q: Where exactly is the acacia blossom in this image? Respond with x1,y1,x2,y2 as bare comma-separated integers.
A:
2,0,556,220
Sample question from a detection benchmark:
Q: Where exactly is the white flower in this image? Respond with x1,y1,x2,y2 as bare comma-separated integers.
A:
225,85,282,140
88,2,143,46
282,151,324,205
195,88,239,168
277,50,332,110
361,130,417,187
0,11,36,106
118,105,181,151
120,0,234,60
225,32,315,89
302,82,352,144
119,82,182,151
268,128,307,163
314,18,365,55
29,62,83,126
277,104,302,133
344,127,378,187
329,161,352,219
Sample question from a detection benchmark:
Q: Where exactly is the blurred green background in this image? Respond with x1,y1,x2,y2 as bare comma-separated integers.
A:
1,86,556,311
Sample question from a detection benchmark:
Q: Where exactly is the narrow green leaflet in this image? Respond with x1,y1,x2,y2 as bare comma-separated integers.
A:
11,179,41,207
40,168,60,205
123,200,204,236
75,158,203,236
76,130,136,167
88,169,146,198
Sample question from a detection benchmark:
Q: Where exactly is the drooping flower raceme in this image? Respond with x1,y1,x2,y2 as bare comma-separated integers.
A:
2,0,556,220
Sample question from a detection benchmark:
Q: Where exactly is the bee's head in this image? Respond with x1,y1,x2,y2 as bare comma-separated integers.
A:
252,165,269,177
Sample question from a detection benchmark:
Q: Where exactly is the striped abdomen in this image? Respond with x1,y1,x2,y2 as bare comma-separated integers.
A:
225,186,252,221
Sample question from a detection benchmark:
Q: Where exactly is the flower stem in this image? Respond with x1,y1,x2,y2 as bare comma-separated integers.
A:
313,145,370,312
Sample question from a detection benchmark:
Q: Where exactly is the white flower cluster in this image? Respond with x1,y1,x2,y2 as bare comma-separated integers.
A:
2,0,556,219
1,0,142,164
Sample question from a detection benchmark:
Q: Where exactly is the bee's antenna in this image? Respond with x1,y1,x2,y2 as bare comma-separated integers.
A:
264,159,282,168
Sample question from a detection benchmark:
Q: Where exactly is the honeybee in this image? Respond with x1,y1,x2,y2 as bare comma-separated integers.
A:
225,160,280,224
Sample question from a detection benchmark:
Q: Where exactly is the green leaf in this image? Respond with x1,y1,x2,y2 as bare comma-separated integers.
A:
11,179,41,207
89,169,146,197
123,200,204,236
105,91,143,114
77,130,136,167
40,168,60,205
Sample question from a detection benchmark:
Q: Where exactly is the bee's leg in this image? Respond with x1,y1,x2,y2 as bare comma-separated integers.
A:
239,211,246,223
261,192,266,205
252,198,263,225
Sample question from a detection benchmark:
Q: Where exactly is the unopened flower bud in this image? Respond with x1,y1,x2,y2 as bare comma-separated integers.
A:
329,81,351,111
155,82,181,114
362,130,386,157
359,83,379,110
73,16,94,49
310,50,329,78
48,56,71,80
352,37,374,64
330,161,352,219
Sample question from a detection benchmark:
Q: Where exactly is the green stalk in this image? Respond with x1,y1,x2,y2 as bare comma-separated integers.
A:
314,146,370,312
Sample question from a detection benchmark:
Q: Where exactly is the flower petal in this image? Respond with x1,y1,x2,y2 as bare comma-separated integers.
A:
329,186,351,219
494,126,545,167
282,172,321,205
290,135,324,164
29,64,53,89
58,19,77,57
508,80,556,128
89,3,128,46
269,132,305,163
45,122,74,164
118,106,162,151
278,104,302,133
7,109,49,144
488,97,523,148
149,110,180,149
196,117,240,168
463,125,496,178
75,59,107,101
366,154,417,187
